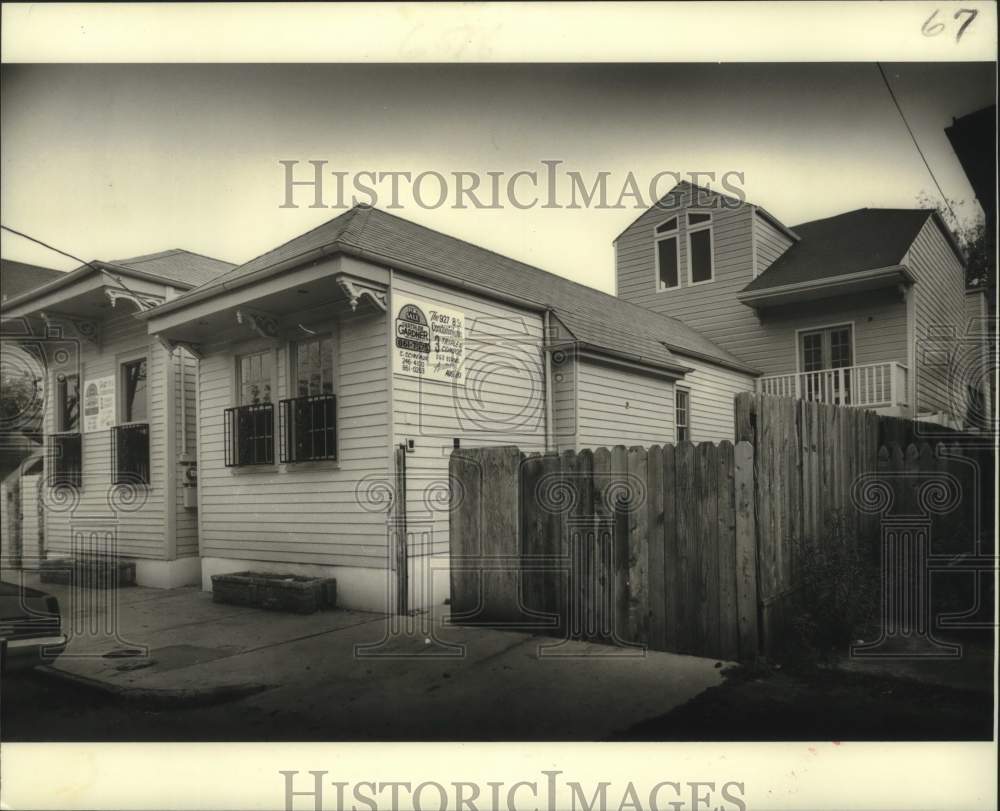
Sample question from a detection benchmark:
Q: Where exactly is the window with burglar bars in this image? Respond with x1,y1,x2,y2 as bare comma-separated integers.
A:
224,403,275,466
112,423,150,484
279,394,337,462
49,433,82,488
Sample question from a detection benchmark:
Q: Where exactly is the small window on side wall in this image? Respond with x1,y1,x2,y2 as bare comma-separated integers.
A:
675,388,690,442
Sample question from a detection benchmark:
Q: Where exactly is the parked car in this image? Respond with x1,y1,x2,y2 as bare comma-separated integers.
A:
0,580,66,673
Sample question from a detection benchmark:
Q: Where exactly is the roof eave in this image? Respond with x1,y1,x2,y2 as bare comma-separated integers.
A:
571,342,693,379
1,260,198,315
738,264,915,308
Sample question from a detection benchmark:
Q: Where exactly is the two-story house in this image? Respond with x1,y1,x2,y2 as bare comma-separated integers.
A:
615,182,982,428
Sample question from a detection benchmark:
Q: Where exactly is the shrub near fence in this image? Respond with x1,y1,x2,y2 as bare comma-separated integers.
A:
449,441,759,662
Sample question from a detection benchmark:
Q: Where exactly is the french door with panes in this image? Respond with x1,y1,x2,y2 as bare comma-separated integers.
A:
799,325,853,404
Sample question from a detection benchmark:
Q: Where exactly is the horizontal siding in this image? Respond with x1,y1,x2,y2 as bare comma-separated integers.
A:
906,218,970,420
755,212,795,275
174,349,199,558
615,189,909,381
675,355,756,443
42,313,168,560
551,351,577,452
615,186,762,367
751,290,909,376
392,273,547,561
197,309,391,568
573,359,674,448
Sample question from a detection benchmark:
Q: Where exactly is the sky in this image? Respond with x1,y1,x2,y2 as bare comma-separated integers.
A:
1,63,995,294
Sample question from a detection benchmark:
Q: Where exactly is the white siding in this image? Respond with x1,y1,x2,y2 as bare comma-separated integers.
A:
615,186,910,377
674,355,756,443
573,359,674,448
755,212,795,275
19,474,43,563
391,272,547,562
196,310,391,568
905,217,969,419
174,348,199,558
42,313,170,560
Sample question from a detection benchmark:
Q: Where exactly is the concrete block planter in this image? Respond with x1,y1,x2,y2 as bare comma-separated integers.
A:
40,556,136,588
210,572,337,614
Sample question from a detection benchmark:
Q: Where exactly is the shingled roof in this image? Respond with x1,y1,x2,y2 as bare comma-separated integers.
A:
109,249,236,287
179,206,755,375
742,208,963,293
1,259,65,302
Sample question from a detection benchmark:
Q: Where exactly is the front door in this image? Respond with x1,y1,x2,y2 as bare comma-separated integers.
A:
799,325,853,403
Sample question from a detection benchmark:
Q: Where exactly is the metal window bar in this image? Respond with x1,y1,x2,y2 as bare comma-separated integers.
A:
111,423,150,484
278,394,337,463
224,403,275,467
48,433,82,488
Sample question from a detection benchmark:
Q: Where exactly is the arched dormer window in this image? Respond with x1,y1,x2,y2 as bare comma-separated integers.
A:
654,217,680,291
686,211,714,284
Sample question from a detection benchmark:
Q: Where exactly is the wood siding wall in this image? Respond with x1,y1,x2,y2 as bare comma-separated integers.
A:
676,355,756,442
615,187,909,377
905,217,969,420
42,313,171,560
174,348,199,558
616,187,759,360
391,272,547,561
754,212,795,276
572,359,675,449
196,310,391,569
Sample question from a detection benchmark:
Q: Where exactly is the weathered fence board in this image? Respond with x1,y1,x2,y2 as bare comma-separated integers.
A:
450,393,990,662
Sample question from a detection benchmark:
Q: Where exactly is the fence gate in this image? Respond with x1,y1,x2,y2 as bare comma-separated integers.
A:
449,442,759,662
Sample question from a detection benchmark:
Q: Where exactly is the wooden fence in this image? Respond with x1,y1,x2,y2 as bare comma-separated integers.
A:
450,394,992,661
735,392,991,653
450,441,758,662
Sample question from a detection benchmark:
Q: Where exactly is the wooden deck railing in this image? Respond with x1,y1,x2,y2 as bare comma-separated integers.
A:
757,362,908,409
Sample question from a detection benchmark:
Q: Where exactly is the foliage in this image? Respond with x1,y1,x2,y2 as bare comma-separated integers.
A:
916,192,995,289
789,512,880,662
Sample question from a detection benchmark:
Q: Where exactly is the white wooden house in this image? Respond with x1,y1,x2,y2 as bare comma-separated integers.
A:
615,181,985,427
145,206,756,612
0,250,234,587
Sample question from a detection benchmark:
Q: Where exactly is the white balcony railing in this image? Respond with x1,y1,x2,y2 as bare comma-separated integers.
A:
757,362,908,409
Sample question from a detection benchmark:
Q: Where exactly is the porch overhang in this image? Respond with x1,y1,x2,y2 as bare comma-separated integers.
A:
144,255,390,351
738,264,915,310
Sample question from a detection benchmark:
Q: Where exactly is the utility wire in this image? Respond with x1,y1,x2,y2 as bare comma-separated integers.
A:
1,223,157,311
876,63,959,224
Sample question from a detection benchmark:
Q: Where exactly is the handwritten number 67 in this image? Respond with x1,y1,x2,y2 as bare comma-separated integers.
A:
922,8,978,41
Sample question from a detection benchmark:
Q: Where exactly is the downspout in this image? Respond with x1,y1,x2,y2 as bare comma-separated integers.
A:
543,310,554,453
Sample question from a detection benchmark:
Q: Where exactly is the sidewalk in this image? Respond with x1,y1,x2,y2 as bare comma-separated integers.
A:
11,573,731,739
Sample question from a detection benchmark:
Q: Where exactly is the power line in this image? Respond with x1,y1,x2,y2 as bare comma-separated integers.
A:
1,223,156,311
1,224,99,272
876,63,959,224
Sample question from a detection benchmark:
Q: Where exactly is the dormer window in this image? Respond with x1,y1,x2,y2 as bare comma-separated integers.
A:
655,217,680,291
687,212,714,284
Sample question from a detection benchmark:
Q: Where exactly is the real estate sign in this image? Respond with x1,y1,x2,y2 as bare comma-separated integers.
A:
392,295,464,384
83,374,116,432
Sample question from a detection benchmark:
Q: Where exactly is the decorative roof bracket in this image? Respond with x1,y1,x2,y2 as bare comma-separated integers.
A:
236,307,280,339
157,336,205,359
106,288,164,312
337,277,388,313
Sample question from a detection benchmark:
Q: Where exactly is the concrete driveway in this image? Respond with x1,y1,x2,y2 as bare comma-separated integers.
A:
7,575,730,740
